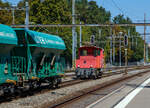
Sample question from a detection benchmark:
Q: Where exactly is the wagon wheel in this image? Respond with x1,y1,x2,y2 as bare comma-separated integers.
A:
29,81,38,90
37,81,41,88
53,78,59,88
48,80,53,89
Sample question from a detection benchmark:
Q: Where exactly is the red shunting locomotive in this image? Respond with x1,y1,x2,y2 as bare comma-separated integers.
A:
76,46,104,79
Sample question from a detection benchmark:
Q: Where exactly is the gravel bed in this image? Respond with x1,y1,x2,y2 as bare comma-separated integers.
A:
0,69,149,108
62,76,75,82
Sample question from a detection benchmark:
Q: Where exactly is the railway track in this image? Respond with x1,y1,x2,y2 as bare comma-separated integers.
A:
56,65,150,94
64,65,149,77
43,65,150,108
64,65,137,73
0,65,149,105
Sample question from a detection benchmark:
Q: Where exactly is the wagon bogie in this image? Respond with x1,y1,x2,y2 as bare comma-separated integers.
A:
76,68,103,79
0,83,17,96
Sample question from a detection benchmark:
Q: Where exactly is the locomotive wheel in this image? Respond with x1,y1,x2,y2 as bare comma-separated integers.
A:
98,70,103,78
92,73,97,79
91,69,97,79
95,73,99,79
92,75,97,79
75,69,79,78
99,72,103,78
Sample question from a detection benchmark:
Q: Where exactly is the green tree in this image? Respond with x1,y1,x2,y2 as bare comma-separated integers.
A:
0,0,12,25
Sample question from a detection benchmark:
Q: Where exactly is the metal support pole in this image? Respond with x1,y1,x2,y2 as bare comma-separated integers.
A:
128,29,131,49
110,28,112,66
99,29,101,46
72,29,76,69
146,44,149,62
72,0,76,69
146,44,148,61
132,35,134,49
119,32,122,67
125,48,128,74
113,34,115,65
147,45,149,61
136,37,137,46
25,0,29,29
80,22,82,47
110,36,112,66
144,13,146,65
74,32,77,63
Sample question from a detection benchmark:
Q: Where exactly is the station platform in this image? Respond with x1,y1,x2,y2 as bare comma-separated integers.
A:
86,71,150,108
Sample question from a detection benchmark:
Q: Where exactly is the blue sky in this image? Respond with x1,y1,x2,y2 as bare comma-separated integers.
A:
89,0,150,21
2,0,20,6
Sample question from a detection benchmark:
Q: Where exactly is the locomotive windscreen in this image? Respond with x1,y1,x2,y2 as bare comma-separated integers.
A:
80,48,101,56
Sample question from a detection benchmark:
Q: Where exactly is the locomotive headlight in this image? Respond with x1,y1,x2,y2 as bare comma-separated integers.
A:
90,65,93,68
78,65,80,68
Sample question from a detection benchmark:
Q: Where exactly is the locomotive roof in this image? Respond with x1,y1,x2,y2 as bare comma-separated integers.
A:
79,46,103,50
0,24,17,45
14,28,66,50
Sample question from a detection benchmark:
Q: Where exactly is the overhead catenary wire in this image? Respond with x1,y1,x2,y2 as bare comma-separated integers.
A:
111,0,125,15
11,23,150,28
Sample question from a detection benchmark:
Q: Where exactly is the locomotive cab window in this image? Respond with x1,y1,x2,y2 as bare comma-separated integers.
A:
80,50,87,56
98,50,100,55
94,49,100,57
80,48,100,56
94,50,97,57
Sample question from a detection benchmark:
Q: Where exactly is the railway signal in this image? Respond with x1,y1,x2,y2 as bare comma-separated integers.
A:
124,35,128,46
124,34,128,74
91,35,95,45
